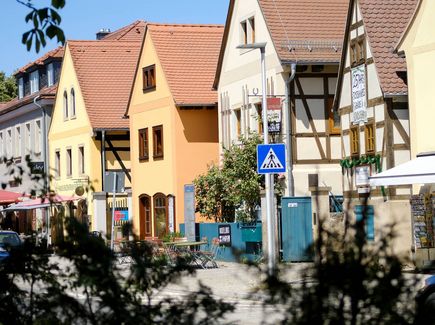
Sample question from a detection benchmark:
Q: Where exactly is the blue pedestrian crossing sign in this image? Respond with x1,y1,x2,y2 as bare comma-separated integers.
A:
257,144,286,174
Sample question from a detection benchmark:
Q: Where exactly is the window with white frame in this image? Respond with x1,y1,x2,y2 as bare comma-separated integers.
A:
47,63,54,86
0,132,3,157
66,148,72,177
7,129,12,158
25,123,31,155
240,16,255,45
30,70,39,94
14,126,21,158
63,91,68,120
55,150,60,178
18,78,24,99
70,88,76,118
35,120,41,155
78,145,85,174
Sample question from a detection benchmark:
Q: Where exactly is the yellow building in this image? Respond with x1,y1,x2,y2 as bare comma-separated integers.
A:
396,0,435,159
126,23,223,239
49,22,144,233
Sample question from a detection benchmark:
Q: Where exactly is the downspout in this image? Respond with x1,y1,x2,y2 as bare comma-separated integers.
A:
101,130,106,191
284,63,296,197
34,95,50,245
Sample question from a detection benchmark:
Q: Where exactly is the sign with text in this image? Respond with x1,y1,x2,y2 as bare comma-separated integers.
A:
351,65,368,125
267,98,282,133
29,161,44,174
355,165,371,186
184,184,196,241
218,224,231,247
114,210,129,222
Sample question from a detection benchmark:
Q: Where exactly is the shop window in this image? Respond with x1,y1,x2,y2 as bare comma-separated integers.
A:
350,126,359,156
138,128,149,161
328,97,340,134
153,193,167,239
364,121,375,154
153,125,164,159
143,65,156,92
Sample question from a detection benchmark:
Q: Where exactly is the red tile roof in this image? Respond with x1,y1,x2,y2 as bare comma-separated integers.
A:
359,0,418,96
14,47,64,76
68,40,141,129
102,20,146,42
258,0,349,63
0,85,57,116
148,23,223,105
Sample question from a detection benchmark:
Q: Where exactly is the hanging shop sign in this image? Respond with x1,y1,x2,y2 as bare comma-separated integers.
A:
351,65,368,125
267,98,282,133
355,165,371,186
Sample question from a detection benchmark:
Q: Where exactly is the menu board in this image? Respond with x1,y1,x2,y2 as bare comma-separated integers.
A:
411,194,434,248
218,224,232,247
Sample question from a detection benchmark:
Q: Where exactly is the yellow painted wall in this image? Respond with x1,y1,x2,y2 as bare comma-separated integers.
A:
49,45,100,226
399,0,435,158
129,30,219,237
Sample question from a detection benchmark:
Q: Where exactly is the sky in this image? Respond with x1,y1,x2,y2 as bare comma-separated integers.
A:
0,0,230,76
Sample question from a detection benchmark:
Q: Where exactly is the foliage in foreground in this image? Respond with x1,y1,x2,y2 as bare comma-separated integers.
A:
0,218,234,324
251,200,419,325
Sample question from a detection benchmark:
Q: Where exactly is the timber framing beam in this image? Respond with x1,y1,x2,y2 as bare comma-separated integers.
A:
105,138,132,182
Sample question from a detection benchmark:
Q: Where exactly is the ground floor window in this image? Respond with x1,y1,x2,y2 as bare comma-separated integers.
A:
139,193,172,239
154,193,168,239
139,194,152,239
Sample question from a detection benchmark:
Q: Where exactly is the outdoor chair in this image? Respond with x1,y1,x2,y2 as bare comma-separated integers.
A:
196,237,220,269
114,240,133,265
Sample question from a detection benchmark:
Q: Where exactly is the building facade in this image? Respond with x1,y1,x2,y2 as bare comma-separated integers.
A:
127,23,223,239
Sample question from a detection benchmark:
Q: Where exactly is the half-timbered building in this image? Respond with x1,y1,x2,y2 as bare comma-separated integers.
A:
335,0,418,255
214,0,348,198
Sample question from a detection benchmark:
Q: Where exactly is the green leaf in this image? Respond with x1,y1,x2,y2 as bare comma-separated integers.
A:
51,0,66,9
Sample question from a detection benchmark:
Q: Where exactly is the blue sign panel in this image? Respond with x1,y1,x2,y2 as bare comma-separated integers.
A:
257,143,286,174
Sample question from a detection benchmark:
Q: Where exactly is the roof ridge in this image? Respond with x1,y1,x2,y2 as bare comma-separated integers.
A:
109,20,145,40
148,22,224,28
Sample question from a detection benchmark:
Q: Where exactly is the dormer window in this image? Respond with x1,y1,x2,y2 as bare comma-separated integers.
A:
47,63,54,86
143,65,156,92
30,70,39,93
18,78,24,99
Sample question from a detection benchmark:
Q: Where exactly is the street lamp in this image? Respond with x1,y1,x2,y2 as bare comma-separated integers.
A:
236,42,277,276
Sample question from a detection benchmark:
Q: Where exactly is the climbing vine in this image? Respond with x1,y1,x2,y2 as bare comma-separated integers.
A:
340,154,382,173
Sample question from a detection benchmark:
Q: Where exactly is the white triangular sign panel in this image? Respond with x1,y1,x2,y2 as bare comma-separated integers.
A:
261,148,284,170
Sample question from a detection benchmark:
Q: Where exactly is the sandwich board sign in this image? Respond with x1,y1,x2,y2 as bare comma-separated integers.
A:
257,143,286,174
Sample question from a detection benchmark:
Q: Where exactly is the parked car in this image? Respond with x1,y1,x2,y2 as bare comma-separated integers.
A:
0,231,22,262
416,274,435,323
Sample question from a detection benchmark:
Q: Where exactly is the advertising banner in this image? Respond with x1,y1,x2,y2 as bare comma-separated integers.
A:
351,65,368,125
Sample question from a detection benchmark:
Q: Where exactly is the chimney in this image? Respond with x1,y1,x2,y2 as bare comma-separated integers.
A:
96,28,111,40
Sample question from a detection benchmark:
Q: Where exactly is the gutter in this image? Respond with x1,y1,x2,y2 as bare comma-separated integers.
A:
284,63,296,197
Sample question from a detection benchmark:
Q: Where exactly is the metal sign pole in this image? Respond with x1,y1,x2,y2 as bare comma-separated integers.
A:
110,172,117,251
260,46,277,276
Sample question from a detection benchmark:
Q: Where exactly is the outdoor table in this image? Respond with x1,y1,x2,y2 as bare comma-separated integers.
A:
163,241,209,268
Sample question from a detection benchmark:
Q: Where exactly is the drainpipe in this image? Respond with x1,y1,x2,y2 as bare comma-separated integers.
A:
34,95,51,246
101,130,106,191
284,63,296,197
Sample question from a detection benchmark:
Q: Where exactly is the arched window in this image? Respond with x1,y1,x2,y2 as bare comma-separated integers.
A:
70,88,76,118
63,91,68,120
139,194,152,239
153,193,167,239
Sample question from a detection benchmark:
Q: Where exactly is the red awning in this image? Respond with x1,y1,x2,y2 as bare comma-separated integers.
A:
0,190,25,205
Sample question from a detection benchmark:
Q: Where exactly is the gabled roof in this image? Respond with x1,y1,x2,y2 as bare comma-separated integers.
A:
214,0,348,88
258,0,348,63
68,40,141,129
14,46,64,76
148,23,223,106
102,20,146,42
359,0,418,96
0,84,57,116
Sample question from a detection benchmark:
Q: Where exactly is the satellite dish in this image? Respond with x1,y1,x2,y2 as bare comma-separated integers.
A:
75,186,85,196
